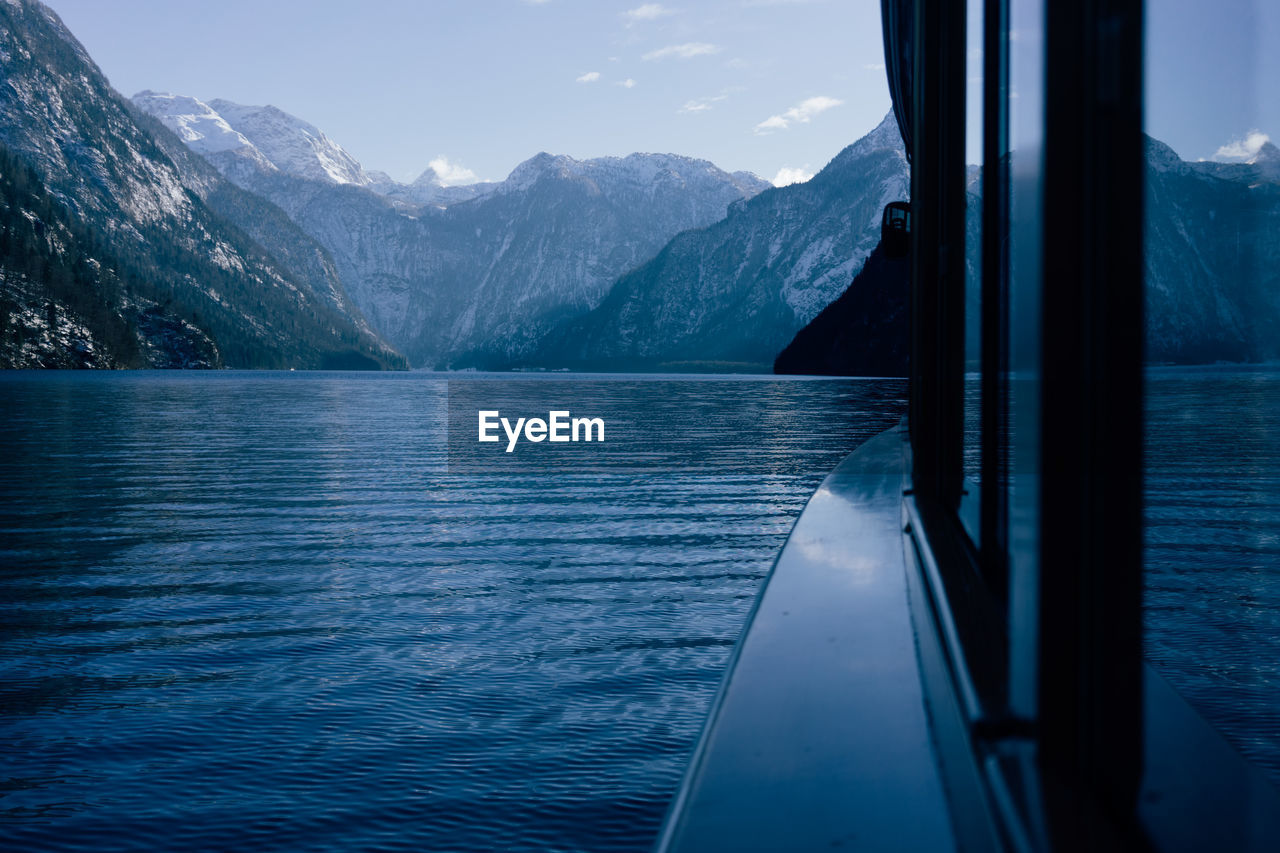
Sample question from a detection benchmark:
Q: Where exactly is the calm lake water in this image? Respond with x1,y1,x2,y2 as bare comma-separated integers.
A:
1,369,1276,851
0,372,906,852
1143,366,1280,783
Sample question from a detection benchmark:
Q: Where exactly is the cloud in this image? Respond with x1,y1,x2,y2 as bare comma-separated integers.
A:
522,0,551,5
643,42,722,61
618,78,638,88
625,4,675,23
773,165,814,186
429,156,480,186
1212,130,1271,163
754,95,843,134
576,71,602,83
863,62,885,71
680,93,728,114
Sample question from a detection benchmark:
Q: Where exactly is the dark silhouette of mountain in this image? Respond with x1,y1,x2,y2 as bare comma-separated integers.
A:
0,0,405,369
773,244,909,376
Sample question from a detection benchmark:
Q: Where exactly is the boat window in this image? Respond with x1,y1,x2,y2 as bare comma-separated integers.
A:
1142,0,1280,790
1004,0,1044,721
960,0,984,545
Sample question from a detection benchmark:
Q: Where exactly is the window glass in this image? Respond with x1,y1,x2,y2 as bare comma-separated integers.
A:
960,0,984,543
1005,0,1044,719
1143,0,1280,784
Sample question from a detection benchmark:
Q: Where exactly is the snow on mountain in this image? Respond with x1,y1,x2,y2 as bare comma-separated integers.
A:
134,89,774,367
132,90,279,185
132,93,506,208
0,0,403,369
203,98,372,186
131,91,255,156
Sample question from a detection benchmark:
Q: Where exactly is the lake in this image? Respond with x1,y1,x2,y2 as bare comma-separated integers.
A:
0,369,1276,851
0,372,906,851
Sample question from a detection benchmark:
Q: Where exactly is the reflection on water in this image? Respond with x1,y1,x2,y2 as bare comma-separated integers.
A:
1144,366,1280,785
0,372,904,852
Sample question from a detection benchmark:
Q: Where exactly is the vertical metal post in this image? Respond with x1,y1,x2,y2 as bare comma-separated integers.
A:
1037,0,1145,844
910,0,967,509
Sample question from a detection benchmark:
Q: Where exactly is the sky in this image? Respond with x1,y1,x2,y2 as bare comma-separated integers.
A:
1145,0,1278,163
41,0,892,187
39,1,1279,187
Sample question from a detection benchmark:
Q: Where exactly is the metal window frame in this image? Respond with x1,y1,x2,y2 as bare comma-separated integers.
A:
901,0,1148,846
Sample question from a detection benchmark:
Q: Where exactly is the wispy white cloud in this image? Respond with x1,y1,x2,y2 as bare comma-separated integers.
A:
522,0,551,5
429,156,480,186
773,164,814,186
680,93,729,114
754,95,843,134
625,4,675,24
618,78,638,88
643,42,722,61
576,71,602,83
863,62,885,71
1211,129,1271,163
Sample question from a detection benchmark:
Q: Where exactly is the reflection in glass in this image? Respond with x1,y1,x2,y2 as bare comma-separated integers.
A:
1143,0,1280,786
960,0,984,543
1006,0,1045,720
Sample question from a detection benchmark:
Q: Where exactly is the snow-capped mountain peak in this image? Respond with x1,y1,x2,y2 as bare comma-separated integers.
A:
133,93,374,187
132,91,268,160
202,98,371,186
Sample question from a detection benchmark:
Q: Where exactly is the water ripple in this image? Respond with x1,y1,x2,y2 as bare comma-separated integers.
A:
0,372,904,852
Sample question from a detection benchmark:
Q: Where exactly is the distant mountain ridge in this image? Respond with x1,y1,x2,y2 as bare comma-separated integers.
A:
0,0,405,369
136,90,772,368
512,112,909,370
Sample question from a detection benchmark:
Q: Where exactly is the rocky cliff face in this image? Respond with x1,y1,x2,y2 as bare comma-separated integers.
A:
1145,136,1280,363
0,0,404,369
516,113,909,370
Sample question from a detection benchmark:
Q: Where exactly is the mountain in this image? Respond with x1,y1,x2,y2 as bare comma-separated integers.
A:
0,0,404,369
773,244,909,376
365,168,495,208
133,92,493,207
0,140,216,368
516,112,908,370
1145,136,1280,362
1190,139,1280,185
135,91,772,367
206,99,372,186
